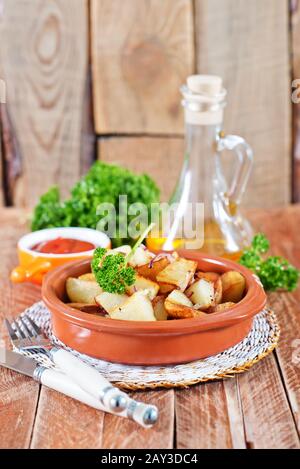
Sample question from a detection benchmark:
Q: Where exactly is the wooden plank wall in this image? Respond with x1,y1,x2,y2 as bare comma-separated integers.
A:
91,0,194,135
0,0,299,208
0,0,93,208
194,0,291,208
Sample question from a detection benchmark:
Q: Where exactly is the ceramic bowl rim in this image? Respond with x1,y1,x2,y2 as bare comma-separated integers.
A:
42,251,267,336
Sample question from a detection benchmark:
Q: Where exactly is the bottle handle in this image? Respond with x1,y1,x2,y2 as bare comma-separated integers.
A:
217,133,253,215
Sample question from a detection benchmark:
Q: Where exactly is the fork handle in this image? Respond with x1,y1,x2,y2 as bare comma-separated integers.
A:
49,347,128,409
36,367,157,427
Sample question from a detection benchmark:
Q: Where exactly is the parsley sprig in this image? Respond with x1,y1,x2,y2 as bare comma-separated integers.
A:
91,223,154,294
239,233,299,292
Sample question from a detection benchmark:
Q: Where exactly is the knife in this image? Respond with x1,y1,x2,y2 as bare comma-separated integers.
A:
0,348,158,427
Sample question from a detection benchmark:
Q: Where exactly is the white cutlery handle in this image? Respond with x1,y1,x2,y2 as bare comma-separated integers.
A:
50,347,128,408
37,367,106,411
36,367,158,428
127,398,159,428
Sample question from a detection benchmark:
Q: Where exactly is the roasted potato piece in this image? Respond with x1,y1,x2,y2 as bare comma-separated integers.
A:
67,303,106,315
195,271,220,283
221,271,246,303
165,301,207,319
137,257,170,281
164,290,206,319
196,272,222,304
156,258,197,291
214,277,223,304
126,275,159,300
110,291,156,321
185,278,215,310
158,282,176,294
209,302,236,313
78,273,96,282
66,278,102,304
95,292,128,314
128,246,153,267
166,290,193,307
152,296,168,321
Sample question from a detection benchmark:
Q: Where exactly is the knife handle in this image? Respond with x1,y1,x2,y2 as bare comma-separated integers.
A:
34,367,157,427
127,398,159,428
34,366,107,411
49,347,128,410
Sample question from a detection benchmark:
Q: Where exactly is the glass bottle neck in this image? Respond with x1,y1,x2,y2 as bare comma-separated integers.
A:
184,122,222,163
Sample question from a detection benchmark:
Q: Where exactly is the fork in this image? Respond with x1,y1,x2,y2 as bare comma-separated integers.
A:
5,315,159,426
5,315,129,412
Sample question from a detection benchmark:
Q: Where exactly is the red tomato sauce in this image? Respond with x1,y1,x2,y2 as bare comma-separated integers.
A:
31,237,95,254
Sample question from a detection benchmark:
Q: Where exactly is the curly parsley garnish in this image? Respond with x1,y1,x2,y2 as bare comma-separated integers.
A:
91,223,154,294
92,248,135,294
240,233,299,292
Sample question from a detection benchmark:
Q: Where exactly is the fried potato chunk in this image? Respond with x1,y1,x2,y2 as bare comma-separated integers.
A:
126,275,159,300
137,257,170,281
128,246,153,267
67,303,106,315
195,271,220,283
66,278,102,304
196,272,222,305
209,302,236,313
185,278,215,310
158,282,176,294
95,292,128,314
164,290,207,319
110,291,156,321
166,290,193,307
156,258,197,291
152,296,168,321
221,271,246,303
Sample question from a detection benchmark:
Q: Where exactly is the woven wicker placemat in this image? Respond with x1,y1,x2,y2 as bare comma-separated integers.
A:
15,301,280,390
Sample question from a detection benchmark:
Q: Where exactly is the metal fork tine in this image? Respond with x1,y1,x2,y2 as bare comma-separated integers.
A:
6,314,50,352
25,316,42,337
4,319,19,341
12,319,27,340
18,317,34,340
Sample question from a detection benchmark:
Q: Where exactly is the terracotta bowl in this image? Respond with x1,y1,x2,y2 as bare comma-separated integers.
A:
42,251,266,365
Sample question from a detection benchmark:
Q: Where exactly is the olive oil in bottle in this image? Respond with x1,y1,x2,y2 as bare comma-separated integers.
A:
147,75,253,259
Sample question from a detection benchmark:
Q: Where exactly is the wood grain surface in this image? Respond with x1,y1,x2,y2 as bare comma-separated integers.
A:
102,391,174,449
0,208,40,449
91,0,194,134
30,386,105,449
0,0,92,207
195,0,291,208
175,381,235,449
223,378,246,449
0,206,300,448
238,354,299,449
292,0,300,202
248,205,300,438
98,136,184,201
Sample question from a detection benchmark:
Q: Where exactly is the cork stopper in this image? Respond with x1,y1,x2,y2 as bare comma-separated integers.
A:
181,75,226,125
187,75,223,96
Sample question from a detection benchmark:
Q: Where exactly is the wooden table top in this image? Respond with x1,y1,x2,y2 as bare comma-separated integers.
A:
0,206,300,449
